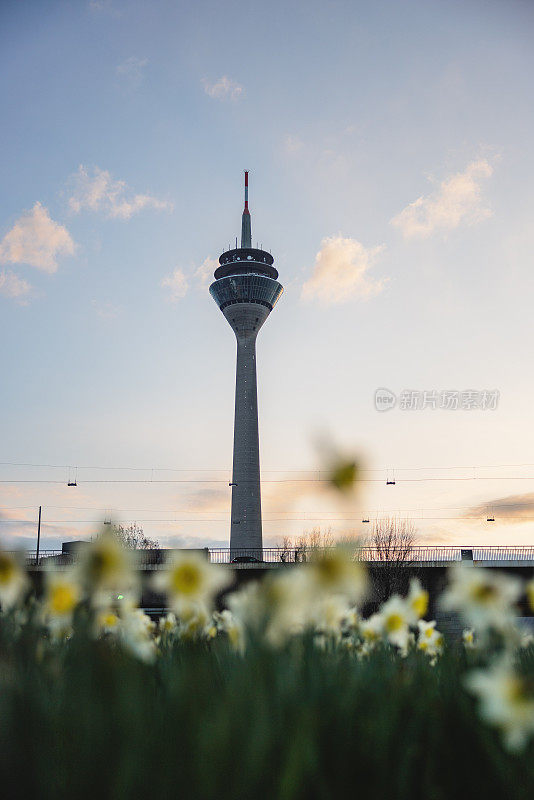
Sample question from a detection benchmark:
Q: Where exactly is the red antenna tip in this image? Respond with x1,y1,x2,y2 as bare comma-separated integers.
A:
243,169,249,212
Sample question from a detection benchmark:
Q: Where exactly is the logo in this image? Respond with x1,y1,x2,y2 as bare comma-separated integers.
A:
374,388,396,412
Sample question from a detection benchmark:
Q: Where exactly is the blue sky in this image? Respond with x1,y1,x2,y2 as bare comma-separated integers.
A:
1,0,534,550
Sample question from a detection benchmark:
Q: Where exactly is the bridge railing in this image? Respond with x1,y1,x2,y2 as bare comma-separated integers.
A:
16,545,534,567
472,546,534,561
207,546,534,564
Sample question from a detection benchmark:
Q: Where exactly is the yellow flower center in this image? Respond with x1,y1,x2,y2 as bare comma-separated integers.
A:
49,584,78,615
101,612,118,628
470,583,497,603
385,613,404,632
0,555,15,585
316,556,344,585
227,626,241,647
172,563,202,595
87,547,123,582
363,628,379,641
411,592,429,618
425,627,433,638
507,676,534,706
418,640,429,651
330,460,358,491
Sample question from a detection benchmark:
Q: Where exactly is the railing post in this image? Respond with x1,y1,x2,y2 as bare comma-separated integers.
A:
35,506,42,566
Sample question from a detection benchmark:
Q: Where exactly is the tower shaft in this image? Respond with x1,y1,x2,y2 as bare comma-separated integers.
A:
231,330,261,550
209,173,283,560
224,302,270,554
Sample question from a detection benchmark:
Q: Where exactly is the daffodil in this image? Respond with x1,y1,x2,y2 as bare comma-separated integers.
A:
465,657,534,751
76,531,139,608
44,570,81,622
406,578,429,623
360,613,383,644
305,547,368,604
355,641,374,660
216,609,245,653
226,581,264,628
153,551,230,616
158,612,177,636
0,549,29,611
341,607,360,634
380,595,411,651
440,564,521,634
179,604,211,640
417,620,444,658
205,621,218,640
463,628,476,650
262,569,312,646
120,608,157,663
95,609,121,636
311,594,351,637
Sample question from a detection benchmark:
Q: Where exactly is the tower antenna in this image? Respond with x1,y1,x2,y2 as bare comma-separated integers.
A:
241,170,252,248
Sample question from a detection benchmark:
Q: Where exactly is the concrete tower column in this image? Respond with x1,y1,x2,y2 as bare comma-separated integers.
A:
231,332,261,551
210,173,283,561
223,302,271,554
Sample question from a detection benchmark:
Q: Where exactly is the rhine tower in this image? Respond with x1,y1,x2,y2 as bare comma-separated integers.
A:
210,172,283,557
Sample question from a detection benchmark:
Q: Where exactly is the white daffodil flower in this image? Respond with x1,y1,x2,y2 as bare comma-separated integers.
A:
76,531,139,608
360,612,383,644
0,550,29,611
215,609,245,653
152,551,231,617
440,564,521,633
465,657,534,752
417,620,444,658
463,628,476,650
406,578,429,624
43,569,81,629
380,595,411,651
305,547,368,604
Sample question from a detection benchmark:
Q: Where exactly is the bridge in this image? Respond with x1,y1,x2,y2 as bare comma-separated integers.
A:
20,545,534,569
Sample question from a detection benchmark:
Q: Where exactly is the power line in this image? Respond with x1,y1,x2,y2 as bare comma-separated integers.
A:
1,476,534,485
0,514,534,527
3,459,534,473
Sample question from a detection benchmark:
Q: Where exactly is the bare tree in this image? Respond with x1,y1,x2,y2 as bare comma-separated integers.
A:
369,517,415,562
113,523,159,550
276,528,335,562
302,527,335,550
278,536,293,563
366,517,417,603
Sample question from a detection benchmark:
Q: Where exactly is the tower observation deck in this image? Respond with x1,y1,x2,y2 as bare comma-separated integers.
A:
210,172,283,557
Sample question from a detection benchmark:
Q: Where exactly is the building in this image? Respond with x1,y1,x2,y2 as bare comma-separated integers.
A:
209,172,283,558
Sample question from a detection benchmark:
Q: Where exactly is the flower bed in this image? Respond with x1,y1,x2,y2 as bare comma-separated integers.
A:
0,537,533,799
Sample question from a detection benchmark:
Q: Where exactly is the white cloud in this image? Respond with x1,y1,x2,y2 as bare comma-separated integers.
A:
284,134,305,155
202,76,243,101
391,159,494,239
88,0,120,14
92,300,121,319
68,165,173,220
0,270,31,301
161,268,189,302
0,202,75,273
116,57,148,89
301,236,386,305
195,256,218,287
